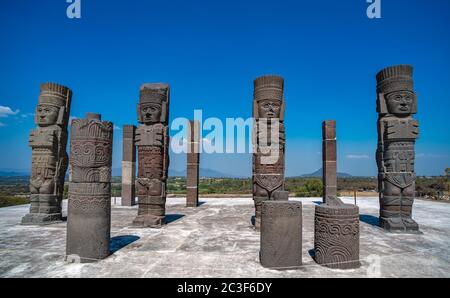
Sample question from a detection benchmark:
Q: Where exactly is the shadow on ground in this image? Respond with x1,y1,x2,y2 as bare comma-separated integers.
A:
110,235,140,254
165,214,185,224
359,214,380,227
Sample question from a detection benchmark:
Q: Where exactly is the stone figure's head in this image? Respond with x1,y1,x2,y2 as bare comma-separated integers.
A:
36,83,72,127
253,75,285,120
376,65,417,117
137,83,170,125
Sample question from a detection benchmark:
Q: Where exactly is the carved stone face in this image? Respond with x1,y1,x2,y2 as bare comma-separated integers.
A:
140,103,162,124
385,91,415,116
258,99,281,119
36,104,59,126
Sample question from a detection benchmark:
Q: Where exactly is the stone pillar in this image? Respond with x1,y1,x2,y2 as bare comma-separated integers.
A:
22,83,72,225
66,113,113,263
252,75,286,230
186,120,200,207
122,125,136,206
260,201,302,269
314,120,360,269
322,120,338,204
376,65,420,232
133,83,170,228
314,204,360,269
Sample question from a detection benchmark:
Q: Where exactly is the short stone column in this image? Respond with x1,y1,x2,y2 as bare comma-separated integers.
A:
66,113,113,263
314,120,360,269
260,201,302,269
186,120,200,207
122,125,136,206
314,204,360,269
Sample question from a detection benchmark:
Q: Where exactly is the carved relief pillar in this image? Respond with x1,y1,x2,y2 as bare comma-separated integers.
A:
122,125,136,206
66,113,113,263
260,201,302,269
186,120,200,207
376,65,420,232
22,83,72,225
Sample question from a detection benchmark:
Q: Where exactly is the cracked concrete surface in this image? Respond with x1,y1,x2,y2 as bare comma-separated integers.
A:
0,197,449,278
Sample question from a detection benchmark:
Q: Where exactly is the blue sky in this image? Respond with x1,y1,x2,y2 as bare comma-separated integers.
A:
0,0,449,177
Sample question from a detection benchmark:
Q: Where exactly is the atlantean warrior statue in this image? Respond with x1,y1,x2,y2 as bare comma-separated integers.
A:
132,84,170,228
66,113,113,263
376,65,420,232
252,75,287,230
22,83,72,225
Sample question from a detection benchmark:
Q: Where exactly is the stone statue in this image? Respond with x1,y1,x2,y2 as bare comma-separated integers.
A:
376,65,420,232
314,121,360,269
132,83,170,228
22,83,72,225
66,113,113,263
252,75,286,230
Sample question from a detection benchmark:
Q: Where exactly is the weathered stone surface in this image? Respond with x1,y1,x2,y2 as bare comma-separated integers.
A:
260,201,302,269
376,65,420,232
122,125,136,206
314,204,360,269
252,75,286,230
66,113,113,263
22,83,72,225
186,120,200,207
132,83,170,228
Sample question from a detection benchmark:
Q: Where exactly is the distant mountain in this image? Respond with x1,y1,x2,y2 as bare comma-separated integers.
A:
297,168,352,178
169,168,246,179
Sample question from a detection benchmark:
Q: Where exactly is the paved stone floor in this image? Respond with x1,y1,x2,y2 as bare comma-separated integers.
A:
0,197,449,278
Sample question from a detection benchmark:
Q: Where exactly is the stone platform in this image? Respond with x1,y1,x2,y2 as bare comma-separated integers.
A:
0,197,449,278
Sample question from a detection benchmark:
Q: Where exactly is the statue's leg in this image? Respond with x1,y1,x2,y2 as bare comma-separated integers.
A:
133,179,165,228
380,180,405,232
253,184,269,230
401,183,419,231
29,184,40,214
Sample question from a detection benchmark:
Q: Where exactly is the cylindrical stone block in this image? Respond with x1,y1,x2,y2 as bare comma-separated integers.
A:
260,201,302,270
66,113,113,263
314,204,360,269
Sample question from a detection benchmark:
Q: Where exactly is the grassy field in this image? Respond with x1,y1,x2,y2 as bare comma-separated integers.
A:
0,175,448,207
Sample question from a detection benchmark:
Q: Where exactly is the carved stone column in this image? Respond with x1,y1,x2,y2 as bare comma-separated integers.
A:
376,65,420,232
122,125,136,206
314,120,360,269
186,120,200,207
66,113,113,263
22,83,72,225
260,201,302,269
